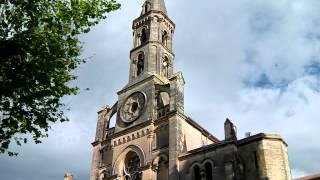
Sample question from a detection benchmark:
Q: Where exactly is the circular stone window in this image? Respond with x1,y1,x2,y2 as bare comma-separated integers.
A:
120,92,146,123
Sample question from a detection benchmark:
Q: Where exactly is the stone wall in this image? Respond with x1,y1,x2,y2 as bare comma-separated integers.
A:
238,134,292,180
178,133,292,180
178,142,239,180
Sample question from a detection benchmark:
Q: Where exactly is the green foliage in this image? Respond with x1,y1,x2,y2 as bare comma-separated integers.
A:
0,0,120,155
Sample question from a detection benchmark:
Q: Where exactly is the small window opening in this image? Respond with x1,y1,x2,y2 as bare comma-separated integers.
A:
131,102,139,112
157,91,170,118
205,163,213,180
144,3,150,13
254,151,259,170
162,56,169,77
141,28,148,44
137,53,144,76
162,31,168,46
193,165,201,180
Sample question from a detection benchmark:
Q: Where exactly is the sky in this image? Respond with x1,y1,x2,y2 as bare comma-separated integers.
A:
1,0,320,179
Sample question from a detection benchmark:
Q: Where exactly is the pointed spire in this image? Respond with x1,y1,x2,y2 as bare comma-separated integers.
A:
143,0,167,15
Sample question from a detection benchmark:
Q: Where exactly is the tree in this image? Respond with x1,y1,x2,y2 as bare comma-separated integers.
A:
0,0,120,155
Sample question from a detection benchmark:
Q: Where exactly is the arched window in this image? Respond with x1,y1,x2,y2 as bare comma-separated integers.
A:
193,165,201,180
137,53,144,76
205,162,213,180
144,2,151,13
124,151,142,180
162,56,169,77
141,28,148,44
162,31,168,46
157,91,170,118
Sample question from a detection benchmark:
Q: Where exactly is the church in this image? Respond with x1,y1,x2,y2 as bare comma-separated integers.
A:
89,0,292,180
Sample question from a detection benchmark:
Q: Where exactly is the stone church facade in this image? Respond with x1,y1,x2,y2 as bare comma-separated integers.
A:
89,0,292,180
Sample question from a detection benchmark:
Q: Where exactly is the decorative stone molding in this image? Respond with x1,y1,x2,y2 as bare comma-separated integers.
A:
112,128,151,148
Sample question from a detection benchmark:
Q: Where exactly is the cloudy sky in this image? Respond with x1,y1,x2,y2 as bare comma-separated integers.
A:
1,0,320,179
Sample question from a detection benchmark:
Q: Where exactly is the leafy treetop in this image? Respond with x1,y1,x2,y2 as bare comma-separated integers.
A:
0,0,120,156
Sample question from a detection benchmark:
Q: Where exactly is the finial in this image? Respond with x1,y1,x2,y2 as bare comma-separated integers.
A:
142,0,168,15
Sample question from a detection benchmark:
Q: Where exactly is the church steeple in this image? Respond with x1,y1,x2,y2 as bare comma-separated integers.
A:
90,1,293,180
129,0,175,83
141,0,167,15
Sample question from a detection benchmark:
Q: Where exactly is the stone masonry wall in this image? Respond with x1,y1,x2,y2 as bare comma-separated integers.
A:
260,139,292,180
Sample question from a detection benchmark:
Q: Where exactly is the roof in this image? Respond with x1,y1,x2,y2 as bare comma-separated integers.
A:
179,133,287,160
294,173,320,180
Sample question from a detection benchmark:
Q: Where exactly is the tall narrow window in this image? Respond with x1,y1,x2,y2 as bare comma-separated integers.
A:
144,3,150,13
162,56,169,77
157,91,170,118
162,31,168,46
101,150,105,160
137,53,144,76
193,165,201,180
254,151,259,170
141,28,148,44
205,162,213,180
99,149,105,167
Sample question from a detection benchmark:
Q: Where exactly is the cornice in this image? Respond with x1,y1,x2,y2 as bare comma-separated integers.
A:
117,73,170,95
178,133,288,160
109,120,153,139
132,10,175,29
130,41,175,57
237,133,288,147
91,140,100,147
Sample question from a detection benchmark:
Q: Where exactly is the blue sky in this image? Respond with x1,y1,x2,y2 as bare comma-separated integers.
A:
1,0,320,179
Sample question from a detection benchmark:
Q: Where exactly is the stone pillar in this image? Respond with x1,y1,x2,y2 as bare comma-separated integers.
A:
89,143,100,180
95,106,111,142
169,72,185,113
168,115,182,180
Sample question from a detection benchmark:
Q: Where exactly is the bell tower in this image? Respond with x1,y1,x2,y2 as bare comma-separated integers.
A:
129,0,175,82
114,0,180,133
90,1,187,180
